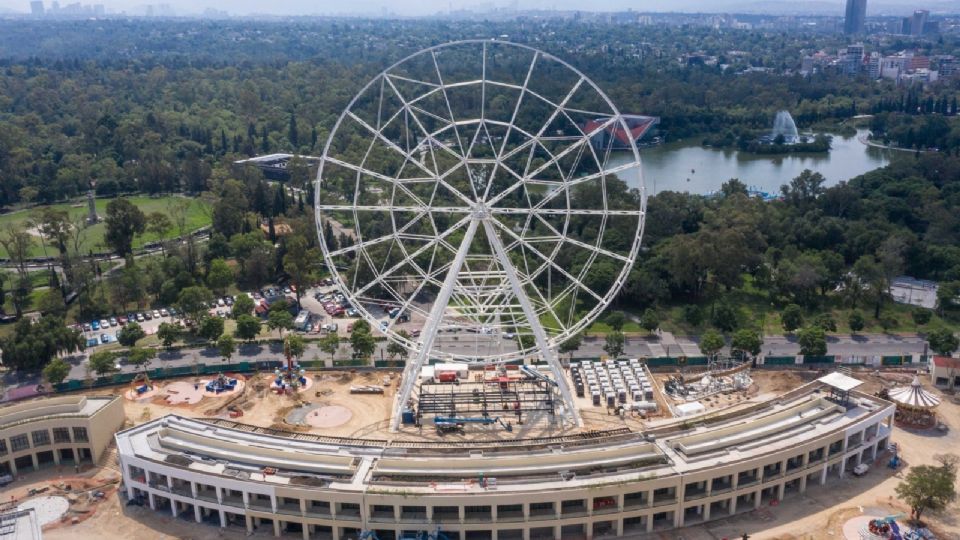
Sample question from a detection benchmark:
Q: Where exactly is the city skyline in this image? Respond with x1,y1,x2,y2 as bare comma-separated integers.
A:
7,0,960,16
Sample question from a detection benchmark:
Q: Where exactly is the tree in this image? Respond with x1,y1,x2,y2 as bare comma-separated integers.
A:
699,329,725,357
267,305,294,337
88,351,117,376
640,309,660,334
198,316,225,342
176,285,214,324
813,313,837,333
36,288,66,316
104,198,147,258
894,454,957,522
232,294,255,319
0,315,84,371
927,327,959,356
711,302,739,332
797,325,827,356
217,334,236,363
282,234,319,309
781,304,803,332
558,333,583,360
157,322,181,348
234,314,262,341
285,334,306,362
117,321,146,347
386,338,406,362
848,311,865,333
42,357,71,386
730,329,762,360
912,308,932,326
350,325,376,360
145,211,172,254
127,347,156,373
605,311,626,332
319,332,340,362
206,258,234,296
603,331,625,359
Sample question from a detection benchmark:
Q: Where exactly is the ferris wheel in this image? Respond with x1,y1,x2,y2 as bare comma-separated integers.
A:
314,40,645,429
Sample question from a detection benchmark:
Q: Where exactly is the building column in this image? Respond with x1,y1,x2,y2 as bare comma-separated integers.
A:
272,519,281,537
777,482,785,501
216,486,224,505
729,495,737,515
332,526,340,540
800,475,808,494
148,491,156,510
302,523,311,540
553,525,561,539
8,460,17,476
703,503,710,521
194,504,202,523
219,509,227,528
191,482,198,499
245,515,254,534
820,464,828,485
616,517,624,536
53,449,61,466
839,458,847,477
646,514,654,532
30,453,39,471
170,499,178,518
754,490,762,509
242,491,250,508
522,527,530,540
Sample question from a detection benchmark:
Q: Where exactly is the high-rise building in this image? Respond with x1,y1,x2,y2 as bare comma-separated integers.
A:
29,0,43,15
844,0,867,35
911,10,929,36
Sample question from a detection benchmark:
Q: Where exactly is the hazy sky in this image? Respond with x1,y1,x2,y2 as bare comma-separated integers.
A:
0,0,857,17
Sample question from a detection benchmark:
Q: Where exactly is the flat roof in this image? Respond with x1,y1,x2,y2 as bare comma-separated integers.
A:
0,509,42,540
116,382,894,493
817,372,863,392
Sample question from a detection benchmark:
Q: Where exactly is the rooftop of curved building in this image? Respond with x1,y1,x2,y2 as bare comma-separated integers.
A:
115,379,894,493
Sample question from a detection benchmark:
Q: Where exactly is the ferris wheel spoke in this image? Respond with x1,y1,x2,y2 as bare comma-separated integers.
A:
489,218,606,304
352,215,472,299
489,51,539,202
344,110,439,180
430,51,469,159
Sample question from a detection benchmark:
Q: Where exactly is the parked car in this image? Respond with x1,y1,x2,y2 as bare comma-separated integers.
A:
168,307,178,317
83,322,92,332
117,315,127,325
143,311,152,320
346,308,358,317
224,297,234,306
137,313,146,322
852,464,869,477
100,319,111,329
217,298,225,307
109,317,118,327
160,308,169,317
410,329,421,338
379,321,389,332
100,333,112,344
86,338,99,347
152,310,161,319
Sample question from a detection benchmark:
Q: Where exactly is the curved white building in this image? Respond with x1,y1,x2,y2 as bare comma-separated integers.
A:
116,379,894,539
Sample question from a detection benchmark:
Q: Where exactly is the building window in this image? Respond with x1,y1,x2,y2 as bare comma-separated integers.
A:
53,428,71,443
0,439,7,455
10,434,29,452
72,427,89,442
31,430,50,446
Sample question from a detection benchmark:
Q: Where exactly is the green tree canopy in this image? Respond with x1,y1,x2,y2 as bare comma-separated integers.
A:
927,327,959,356
730,328,762,359
781,304,804,332
699,329,725,357
797,325,827,356
234,314,262,341
603,331,625,359
0,315,84,371
217,334,236,362
157,322,181,348
895,454,957,522
104,198,147,258
117,321,146,347
42,357,71,385
198,315,225,342
232,294,255,319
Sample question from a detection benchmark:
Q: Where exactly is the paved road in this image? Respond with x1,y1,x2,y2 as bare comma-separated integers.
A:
2,331,928,397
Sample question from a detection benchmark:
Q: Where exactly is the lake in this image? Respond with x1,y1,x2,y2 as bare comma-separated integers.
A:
610,130,897,196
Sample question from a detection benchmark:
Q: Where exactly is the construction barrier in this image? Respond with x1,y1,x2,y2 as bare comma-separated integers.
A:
802,355,835,364
881,355,906,366
333,359,368,367
763,356,796,366
645,357,679,367
374,360,406,368
685,356,709,366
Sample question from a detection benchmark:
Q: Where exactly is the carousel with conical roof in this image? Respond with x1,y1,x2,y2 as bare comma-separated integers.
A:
884,375,941,429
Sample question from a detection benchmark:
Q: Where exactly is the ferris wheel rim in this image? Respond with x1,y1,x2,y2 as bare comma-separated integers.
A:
314,40,646,363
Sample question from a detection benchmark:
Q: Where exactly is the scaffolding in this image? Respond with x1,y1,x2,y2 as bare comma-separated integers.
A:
415,379,557,426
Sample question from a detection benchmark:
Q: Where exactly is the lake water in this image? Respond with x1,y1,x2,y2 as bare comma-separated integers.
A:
611,130,896,196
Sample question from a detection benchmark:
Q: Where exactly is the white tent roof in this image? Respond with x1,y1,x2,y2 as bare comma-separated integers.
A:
888,376,941,410
817,372,863,392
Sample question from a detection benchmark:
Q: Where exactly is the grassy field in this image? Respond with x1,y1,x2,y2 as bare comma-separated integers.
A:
0,195,211,258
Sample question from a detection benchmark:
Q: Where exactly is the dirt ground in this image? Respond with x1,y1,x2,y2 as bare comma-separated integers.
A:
24,367,960,540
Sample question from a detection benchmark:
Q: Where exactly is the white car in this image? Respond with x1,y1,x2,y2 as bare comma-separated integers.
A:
100,319,110,329
852,464,869,477
152,310,161,319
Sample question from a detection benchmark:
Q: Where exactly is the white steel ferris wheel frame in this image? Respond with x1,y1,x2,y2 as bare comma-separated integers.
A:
314,40,646,430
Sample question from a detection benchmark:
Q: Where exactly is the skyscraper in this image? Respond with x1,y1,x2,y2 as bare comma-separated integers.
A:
844,0,867,35
29,0,43,15
911,10,929,36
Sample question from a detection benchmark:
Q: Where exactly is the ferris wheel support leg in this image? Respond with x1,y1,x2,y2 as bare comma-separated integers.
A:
390,219,481,432
481,220,583,429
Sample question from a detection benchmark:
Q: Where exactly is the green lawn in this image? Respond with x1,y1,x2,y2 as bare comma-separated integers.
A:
0,195,211,258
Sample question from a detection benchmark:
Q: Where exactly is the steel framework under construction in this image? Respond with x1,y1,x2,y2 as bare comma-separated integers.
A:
415,378,557,426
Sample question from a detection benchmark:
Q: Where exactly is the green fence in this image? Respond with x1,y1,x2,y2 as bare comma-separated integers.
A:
763,356,796,366
374,360,406,368
685,356,709,366
802,355,835,364
645,357,678,367
333,359,369,367
881,355,906,366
